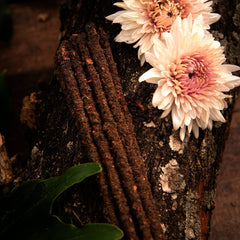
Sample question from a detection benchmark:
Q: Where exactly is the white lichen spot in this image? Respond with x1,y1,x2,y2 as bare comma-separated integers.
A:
169,132,188,153
200,138,207,158
184,190,201,239
160,159,186,193
188,229,195,239
169,134,182,152
160,223,167,233
143,121,157,128
31,145,44,177
159,140,164,147
31,145,42,160
67,141,74,150
171,193,178,200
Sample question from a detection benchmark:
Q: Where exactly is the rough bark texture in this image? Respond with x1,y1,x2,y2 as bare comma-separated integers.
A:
0,134,14,185
19,0,240,239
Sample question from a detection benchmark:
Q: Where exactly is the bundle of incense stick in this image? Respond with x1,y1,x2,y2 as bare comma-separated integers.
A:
55,23,164,240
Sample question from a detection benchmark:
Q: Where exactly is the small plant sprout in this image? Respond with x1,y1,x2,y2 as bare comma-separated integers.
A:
139,16,240,141
106,0,220,65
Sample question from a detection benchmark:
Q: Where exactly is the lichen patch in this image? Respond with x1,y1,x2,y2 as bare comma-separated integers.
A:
184,190,201,240
143,121,157,128
171,193,178,200
20,92,41,129
169,133,187,153
160,159,186,193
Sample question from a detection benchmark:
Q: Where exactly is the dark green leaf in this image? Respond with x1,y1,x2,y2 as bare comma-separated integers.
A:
31,216,123,240
0,163,123,240
0,163,102,236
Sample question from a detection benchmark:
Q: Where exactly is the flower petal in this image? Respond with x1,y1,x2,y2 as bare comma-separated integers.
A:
158,94,174,110
161,108,172,118
180,126,186,141
222,64,240,72
172,105,184,130
139,68,162,83
210,109,225,122
192,122,199,138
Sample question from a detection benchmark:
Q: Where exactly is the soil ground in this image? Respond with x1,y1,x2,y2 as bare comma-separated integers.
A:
0,1,239,239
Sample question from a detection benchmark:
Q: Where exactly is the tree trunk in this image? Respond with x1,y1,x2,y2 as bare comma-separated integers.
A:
20,0,240,239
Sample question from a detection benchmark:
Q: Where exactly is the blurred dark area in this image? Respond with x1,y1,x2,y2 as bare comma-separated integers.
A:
0,0,239,239
0,0,60,156
0,0,13,42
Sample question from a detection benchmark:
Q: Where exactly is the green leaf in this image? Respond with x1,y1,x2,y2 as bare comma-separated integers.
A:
0,163,123,240
31,217,123,240
77,223,124,240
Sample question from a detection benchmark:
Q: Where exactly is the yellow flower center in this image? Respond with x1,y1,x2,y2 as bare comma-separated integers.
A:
144,0,189,33
142,0,191,33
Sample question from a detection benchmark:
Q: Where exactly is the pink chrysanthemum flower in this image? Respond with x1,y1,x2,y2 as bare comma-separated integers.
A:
139,15,240,141
106,0,220,65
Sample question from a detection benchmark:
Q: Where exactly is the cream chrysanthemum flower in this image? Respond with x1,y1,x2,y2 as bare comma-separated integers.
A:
106,0,220,65
139,15,240,141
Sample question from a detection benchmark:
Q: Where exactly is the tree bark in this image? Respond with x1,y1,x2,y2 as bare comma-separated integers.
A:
20,0,240,239
0,134,14,185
